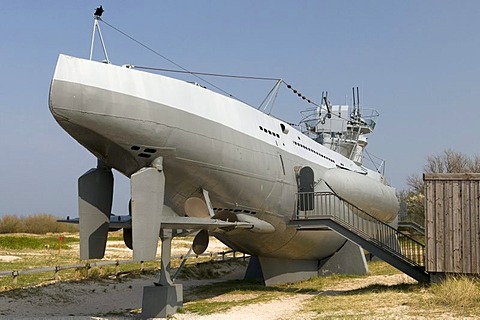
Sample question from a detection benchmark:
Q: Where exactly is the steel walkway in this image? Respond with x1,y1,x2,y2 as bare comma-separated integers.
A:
289,192,429,283
398,221,425,235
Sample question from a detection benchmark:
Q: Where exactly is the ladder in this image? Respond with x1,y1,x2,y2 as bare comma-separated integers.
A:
289,192,429,283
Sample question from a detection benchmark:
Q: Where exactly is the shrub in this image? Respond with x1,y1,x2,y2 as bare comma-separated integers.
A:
0,214,77,234
0,215,23,233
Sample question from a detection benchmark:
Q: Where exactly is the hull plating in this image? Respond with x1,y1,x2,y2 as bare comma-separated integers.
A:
49,55,397,260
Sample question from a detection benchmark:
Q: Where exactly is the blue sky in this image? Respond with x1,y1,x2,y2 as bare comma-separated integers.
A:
1,1,480,217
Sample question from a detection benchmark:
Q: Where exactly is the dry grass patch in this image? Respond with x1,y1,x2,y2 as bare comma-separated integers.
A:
367,260,402,276
424,276,480,316
179,259,246,280
304,283,426,319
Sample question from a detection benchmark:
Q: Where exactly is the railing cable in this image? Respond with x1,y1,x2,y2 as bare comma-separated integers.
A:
98,18,244,102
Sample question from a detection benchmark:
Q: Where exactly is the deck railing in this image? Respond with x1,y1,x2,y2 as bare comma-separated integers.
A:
294,192,425,267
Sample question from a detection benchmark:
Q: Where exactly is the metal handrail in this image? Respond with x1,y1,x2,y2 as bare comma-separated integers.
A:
294,192,425,267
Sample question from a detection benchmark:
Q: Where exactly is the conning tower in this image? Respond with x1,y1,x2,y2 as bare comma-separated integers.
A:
299,87,379,167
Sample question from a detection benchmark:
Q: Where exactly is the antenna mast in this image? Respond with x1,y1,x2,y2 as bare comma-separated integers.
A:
356,86,360,118
352,87,361,120
89,6,110,63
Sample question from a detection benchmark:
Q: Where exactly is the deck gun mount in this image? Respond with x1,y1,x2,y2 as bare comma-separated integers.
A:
299,87,381,171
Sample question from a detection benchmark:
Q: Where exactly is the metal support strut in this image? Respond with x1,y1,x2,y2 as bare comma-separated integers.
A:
157,229,174,286
89,7,110,63
135,158,183,319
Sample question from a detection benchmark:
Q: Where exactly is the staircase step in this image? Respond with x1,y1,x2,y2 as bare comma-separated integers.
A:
293,192,428,283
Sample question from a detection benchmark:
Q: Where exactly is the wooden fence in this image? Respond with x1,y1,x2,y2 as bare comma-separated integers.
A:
424,173,480,276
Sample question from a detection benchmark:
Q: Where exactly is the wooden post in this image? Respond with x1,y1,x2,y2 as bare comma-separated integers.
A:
54,266,60,281
12,271,18,284
58,236,65,255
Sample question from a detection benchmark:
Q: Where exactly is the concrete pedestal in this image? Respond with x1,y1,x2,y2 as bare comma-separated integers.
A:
319,240,368,276
141,284,183,319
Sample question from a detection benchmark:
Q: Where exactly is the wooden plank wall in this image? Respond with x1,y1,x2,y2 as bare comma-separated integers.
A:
424,173,480,274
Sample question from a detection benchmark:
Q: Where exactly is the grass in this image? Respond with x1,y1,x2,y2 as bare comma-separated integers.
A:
296,264,480,319
181,260,393,316
291,262,425,319
367,259,401,276
0,231,226,291
304,284,425,319
302,277,480,319
179,260,245,280
2,231,480,319
0,232,154,290
181,260,480,318
0,258,161,292
425,276,480,316
0,235,77,250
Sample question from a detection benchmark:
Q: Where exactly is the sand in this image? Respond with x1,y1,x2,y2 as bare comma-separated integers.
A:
0,238,444,319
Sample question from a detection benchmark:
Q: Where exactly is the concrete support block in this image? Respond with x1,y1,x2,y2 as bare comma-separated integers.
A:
258,256,318,286
319,241,368,276
141,284,183,319
244,256,264,283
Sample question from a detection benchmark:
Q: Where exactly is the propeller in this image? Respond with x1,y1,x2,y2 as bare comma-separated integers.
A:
184,197,210,218
123,200,133,250
184,196,238,255
192,230,209,255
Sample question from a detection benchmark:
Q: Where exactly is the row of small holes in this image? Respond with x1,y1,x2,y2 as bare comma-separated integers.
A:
213,208,257,214
259,126,280,138
293,141,335,163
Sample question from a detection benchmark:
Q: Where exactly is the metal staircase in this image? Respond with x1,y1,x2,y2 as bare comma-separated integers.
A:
289,192,429,283
398,221,425,235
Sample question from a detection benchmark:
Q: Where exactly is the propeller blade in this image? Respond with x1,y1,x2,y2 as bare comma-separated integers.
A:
184,197,210,218
192,229,209,255
123,228,133,250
